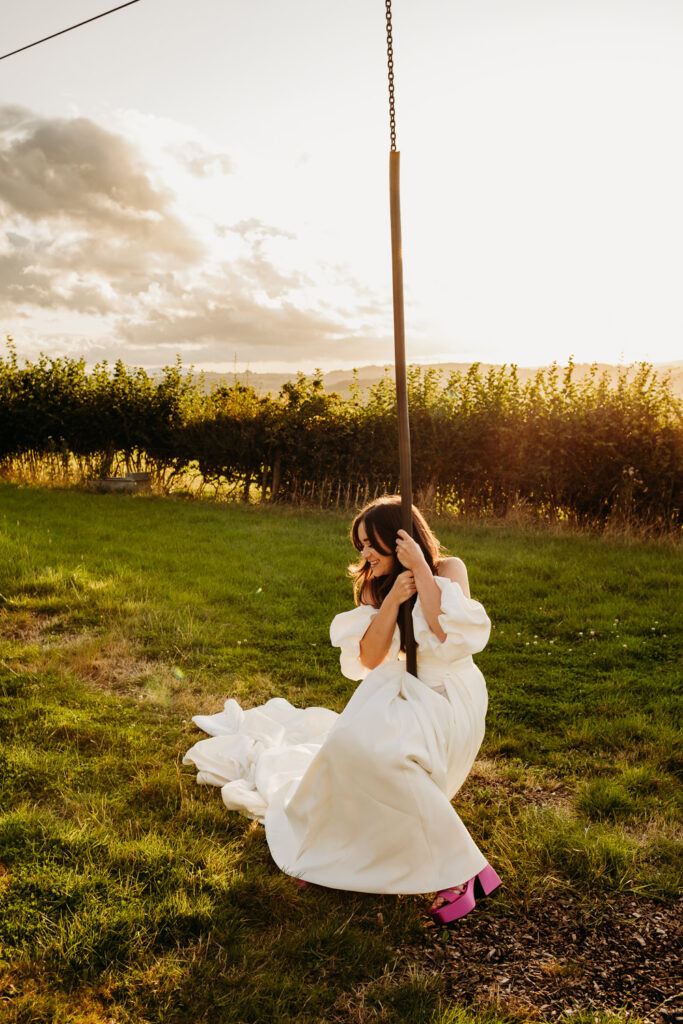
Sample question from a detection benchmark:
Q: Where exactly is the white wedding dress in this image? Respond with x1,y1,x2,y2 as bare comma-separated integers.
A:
182,576,491,894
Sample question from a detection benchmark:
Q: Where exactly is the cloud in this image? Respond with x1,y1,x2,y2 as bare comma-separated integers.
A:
0,105,387,368
0,226,186,317
167,141,234,178
115,295,384,364
0,106,33,132
0,249,55,309
0,107,205,317
226,218,296,241
0,113,162,220
6,231,31,249
0,108,201,261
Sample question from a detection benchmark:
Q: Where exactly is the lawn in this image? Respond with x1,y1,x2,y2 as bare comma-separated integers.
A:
0,482,680,1024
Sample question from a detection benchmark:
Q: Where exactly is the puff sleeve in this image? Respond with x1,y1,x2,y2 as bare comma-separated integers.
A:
413,576,490,663
329,604,400,681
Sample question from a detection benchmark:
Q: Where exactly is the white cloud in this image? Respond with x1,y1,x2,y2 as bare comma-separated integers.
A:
0,105,387,368
166,140,235,178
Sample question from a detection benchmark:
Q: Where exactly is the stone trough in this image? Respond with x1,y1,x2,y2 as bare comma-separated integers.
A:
90,472,152,494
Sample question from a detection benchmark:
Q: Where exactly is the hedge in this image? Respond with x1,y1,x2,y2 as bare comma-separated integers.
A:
1,339,680,527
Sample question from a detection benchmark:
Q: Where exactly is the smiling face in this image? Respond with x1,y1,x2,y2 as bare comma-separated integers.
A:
357,519,396,578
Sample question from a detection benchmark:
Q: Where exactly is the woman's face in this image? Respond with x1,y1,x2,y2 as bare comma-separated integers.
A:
358,519,395,578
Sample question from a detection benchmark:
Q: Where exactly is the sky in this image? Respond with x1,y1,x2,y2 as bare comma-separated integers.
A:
1,0,682,373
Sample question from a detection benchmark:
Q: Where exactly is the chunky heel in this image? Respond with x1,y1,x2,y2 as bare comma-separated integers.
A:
474,863,502,900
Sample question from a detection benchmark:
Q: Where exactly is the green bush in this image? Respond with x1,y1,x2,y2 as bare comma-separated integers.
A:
1,338,681,526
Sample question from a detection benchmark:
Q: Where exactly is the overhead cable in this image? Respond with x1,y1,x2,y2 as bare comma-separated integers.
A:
0,0,142,62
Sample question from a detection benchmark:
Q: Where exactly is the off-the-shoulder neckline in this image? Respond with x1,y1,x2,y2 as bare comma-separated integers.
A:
359,572,463,607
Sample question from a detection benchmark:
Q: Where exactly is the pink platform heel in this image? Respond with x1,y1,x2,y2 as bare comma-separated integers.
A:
429,864,502,926
474,863,502,900
429,877,476,924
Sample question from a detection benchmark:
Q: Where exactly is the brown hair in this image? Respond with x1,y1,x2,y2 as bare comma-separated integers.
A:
348,495,441,651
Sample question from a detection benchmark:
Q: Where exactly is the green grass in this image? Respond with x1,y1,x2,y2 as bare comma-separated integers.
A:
0,481,680,1024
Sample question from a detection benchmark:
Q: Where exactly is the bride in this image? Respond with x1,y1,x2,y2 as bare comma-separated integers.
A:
183,495,501,924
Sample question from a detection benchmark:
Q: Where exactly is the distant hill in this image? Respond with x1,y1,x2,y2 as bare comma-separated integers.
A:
194,361,683,401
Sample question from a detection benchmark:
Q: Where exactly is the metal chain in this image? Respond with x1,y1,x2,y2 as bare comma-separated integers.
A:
385,0,397,151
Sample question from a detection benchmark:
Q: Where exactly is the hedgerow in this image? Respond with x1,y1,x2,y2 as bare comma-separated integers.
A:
1,338,680,527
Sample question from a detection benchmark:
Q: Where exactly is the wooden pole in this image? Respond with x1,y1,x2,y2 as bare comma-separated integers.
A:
389,150,417,677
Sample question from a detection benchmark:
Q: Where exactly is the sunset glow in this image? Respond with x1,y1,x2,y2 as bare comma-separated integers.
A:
1,0,682,372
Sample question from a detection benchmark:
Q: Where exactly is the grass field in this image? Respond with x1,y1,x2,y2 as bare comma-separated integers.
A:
0,482,680,1024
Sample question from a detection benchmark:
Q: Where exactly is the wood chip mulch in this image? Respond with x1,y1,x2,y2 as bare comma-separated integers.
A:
411,891,682,1023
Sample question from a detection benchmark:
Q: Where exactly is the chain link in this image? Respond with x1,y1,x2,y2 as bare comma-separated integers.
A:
385,0,396,151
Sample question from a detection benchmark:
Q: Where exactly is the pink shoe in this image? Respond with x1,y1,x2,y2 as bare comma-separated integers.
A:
429,877,476,924
474,863,502,900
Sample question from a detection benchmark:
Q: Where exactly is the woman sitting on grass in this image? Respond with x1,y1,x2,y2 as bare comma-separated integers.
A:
183,495,501,924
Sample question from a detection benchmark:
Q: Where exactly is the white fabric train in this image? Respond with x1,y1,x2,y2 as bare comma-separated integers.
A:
182,576,491,894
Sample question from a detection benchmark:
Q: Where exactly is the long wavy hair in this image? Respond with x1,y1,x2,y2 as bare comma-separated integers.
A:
348,495,442,652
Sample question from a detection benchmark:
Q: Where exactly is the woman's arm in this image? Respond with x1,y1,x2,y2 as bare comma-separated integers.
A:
359,572,415,670
412,559,447,643
395,531,471,643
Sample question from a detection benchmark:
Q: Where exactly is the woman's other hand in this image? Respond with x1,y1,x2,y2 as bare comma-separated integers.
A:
389,569,417,606
395,529,427,571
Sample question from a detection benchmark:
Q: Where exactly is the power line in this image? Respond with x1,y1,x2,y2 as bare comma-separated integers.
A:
0,0,143,62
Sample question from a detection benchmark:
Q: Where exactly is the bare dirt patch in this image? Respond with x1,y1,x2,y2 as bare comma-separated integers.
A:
0,610,70,644
0,611,88,662
63,639,158,693
466,758,574,811
414,891,682,1023
1,616,159,696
